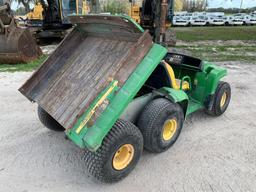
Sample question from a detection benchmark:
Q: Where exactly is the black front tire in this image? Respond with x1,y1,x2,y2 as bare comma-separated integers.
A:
138,98,184,153
206,81,231,116
84,119,143,183
38,106,65,131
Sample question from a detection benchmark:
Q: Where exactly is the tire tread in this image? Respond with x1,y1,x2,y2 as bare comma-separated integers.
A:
84,119,143,182
38,106,64,131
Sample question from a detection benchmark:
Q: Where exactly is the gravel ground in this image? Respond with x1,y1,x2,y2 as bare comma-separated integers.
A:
40,45,58,55
0,62,256,192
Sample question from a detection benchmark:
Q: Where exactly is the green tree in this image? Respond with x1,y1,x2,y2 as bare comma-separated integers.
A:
11,0,35,12
183,0,208,11
14,6,27,14
102,0,129,14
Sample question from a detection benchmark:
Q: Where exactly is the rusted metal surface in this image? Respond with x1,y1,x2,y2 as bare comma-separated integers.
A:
19,15,153,129
69,15,142,30
0,1,42,64
0,25,42,64
160,0,167,36
140,0,176,45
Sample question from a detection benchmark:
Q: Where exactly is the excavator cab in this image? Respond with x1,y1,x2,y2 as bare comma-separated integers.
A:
0,0,42,64
36,0,90,39
62,0,77,23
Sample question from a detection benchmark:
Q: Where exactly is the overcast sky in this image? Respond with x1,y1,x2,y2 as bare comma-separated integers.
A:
11,0,256,10
208,0,256,8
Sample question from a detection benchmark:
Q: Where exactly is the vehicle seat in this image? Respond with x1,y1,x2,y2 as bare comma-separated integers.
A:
162,61,190,91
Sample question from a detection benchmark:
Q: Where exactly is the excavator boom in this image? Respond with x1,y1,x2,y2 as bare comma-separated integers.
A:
132,0,175,46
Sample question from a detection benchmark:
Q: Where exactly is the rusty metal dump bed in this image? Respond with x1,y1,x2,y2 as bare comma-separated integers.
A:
19,15,153,129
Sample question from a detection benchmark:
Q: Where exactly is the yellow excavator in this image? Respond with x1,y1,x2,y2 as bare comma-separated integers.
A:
29,0,175,43
26,0,90,27
129,0,177,46
27,0,90,40
0,0,42,64
26,2,44,28
26,2,44,21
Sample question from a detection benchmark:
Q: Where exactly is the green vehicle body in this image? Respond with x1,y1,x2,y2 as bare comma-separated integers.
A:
66,16,227,151
19,14,227,153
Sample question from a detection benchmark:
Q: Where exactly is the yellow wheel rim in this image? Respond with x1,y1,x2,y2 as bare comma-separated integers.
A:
112,144,134,171
220,92,227,108
162,119,177,141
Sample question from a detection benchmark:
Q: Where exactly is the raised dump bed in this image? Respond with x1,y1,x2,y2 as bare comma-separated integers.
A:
19,15,154,130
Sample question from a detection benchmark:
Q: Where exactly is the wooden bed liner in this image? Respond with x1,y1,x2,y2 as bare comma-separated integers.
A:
19,15,153,129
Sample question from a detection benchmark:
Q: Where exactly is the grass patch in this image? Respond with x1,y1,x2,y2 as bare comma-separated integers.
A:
194,53,256,62
173,26,256,41
0,55,47,72
176,45,256,63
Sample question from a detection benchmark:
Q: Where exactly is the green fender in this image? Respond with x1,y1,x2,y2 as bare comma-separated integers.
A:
203,62,227,95
191,62,227,105
156,87,189,116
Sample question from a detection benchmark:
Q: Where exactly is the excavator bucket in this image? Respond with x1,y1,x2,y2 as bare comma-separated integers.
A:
0,5,42,64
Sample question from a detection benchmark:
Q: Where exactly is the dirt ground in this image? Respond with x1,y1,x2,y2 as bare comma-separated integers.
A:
0,61,256,192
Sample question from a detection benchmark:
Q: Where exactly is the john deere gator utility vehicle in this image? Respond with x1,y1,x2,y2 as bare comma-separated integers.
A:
19,14,231,182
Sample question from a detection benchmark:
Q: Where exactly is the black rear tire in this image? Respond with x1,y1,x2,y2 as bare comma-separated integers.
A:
138,98,184,153
38,106,65,131
84,119,143,183
206,81,231,116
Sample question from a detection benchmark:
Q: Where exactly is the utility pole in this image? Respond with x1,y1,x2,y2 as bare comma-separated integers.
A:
240,0,244,12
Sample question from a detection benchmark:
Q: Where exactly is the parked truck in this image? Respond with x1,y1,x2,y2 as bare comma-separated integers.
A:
19,14,231,182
